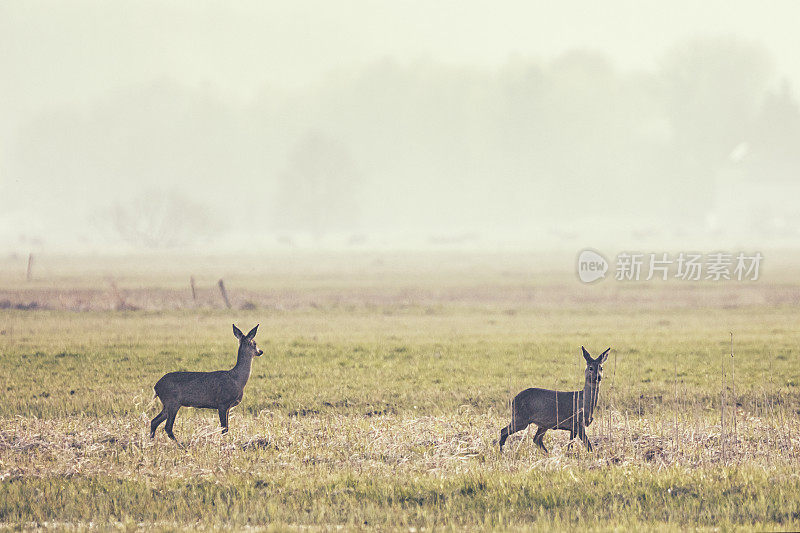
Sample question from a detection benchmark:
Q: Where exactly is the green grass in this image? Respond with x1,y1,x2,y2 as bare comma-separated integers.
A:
3,468,799,529
1,252,799,530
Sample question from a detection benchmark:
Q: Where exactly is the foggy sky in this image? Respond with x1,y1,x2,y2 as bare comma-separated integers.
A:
2,1,800,251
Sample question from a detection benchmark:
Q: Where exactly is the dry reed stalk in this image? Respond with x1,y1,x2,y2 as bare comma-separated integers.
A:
721,349,726,463
731,332,737,449
673,353,679,457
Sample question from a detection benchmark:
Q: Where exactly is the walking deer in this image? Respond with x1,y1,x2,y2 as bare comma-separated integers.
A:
499,346,610,452
150,324,263,443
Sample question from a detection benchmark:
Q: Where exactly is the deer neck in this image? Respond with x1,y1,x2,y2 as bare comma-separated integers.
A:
583,379,600,423
230,348,254,388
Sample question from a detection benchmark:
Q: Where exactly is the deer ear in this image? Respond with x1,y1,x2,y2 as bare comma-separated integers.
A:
246,324,259,340
581,346,592,362
598,347,611,363
233,324,244,340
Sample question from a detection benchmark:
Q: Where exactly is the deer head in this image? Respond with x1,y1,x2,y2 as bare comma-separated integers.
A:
582,346,610,384
233,324,263,358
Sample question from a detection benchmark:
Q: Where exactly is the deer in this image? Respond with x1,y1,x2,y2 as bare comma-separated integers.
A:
499,346,610,453
150,324,263,443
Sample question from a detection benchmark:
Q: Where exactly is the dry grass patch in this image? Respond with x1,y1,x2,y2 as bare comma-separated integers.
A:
2,409,798,484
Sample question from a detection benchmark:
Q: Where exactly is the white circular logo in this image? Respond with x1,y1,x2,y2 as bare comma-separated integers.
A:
577,249,608,283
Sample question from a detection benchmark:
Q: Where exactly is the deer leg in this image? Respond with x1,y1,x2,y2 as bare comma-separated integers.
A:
164,406,180,442
218,406,230,434
533,427,548,453
578,425,593,452
499,426,509,450
499,420,529,451
150,408,167,438
566,428,577,451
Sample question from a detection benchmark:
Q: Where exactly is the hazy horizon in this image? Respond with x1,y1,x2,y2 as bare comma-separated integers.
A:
2,1,800,253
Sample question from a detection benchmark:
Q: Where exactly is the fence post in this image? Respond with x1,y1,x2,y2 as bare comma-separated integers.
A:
218,279,231,309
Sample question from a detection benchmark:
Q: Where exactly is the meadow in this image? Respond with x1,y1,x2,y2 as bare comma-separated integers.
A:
0,251,798,530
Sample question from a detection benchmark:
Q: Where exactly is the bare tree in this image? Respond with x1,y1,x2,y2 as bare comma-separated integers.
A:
112,190,219,248
273,132,361,238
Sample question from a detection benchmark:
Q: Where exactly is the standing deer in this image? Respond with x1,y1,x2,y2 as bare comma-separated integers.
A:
499,346,610,452
150,324,263,443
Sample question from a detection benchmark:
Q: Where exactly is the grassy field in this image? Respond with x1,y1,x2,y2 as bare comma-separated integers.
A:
1,252,799,530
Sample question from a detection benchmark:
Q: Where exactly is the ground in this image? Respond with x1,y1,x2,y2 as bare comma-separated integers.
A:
0,251,798,530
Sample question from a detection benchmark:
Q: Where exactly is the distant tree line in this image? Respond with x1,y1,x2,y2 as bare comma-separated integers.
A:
7,37,799,247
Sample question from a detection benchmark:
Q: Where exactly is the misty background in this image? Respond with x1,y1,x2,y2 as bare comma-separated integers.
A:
2,1,799,252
